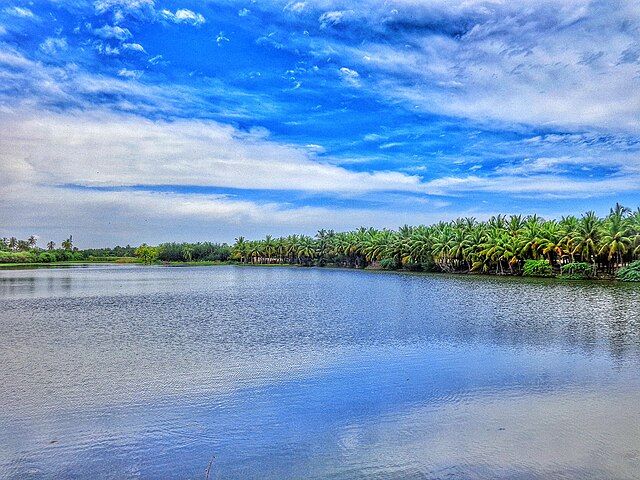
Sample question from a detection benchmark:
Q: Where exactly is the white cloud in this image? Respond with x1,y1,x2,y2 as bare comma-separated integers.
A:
118,68,143,79
0,109,425,194
39,38,68,56
93,24,132,40
123,42,146,53
277,0,640,133
0,181,453,246
94,0,155,22
4,6,34,18
285,2,306,13
421,174,640,198
160,8,205,26
0,108,459,245
94,42,120,55
238,8,250,17
94,0,154,13
319,10,348,28
216,31,230,46
339,67,360,86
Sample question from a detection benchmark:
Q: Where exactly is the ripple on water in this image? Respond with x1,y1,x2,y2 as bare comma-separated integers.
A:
1,266,640,479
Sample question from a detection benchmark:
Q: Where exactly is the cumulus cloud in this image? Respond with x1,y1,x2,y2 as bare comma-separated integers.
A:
160,8,205,26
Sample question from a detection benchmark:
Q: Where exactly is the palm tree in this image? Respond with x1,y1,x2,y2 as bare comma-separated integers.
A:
519,215,543,260
232,236,247,263
599,206,632,270
61,236,73,251
47,241,56,251
263,235,276,263
630,208,640,260
296,235,316,265
558,215,579,262
571,212,601,266
182,244,193,262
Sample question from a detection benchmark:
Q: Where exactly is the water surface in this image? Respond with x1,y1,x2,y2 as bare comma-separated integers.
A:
1,265,639,479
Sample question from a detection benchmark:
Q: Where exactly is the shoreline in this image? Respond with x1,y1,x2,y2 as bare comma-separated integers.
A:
1,260,635,284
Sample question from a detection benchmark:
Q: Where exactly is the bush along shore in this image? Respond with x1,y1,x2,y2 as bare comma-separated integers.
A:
2,204,640,282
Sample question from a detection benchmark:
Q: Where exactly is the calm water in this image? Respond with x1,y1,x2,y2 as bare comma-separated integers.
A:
1,265,640,479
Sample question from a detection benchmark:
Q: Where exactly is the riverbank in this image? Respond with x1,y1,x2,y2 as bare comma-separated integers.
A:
2,259,638,282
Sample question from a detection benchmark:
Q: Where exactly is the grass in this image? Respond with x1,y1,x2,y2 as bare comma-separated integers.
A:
0,257,139,268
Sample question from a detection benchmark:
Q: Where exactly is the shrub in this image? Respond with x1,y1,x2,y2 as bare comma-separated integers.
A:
379,258,400,270
617,260,640,282
38,252,57,263
522,259,553,277
0,251,37,263
560,262,594,279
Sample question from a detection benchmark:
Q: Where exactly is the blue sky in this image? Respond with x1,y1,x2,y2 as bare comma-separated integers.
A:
1,0,639,246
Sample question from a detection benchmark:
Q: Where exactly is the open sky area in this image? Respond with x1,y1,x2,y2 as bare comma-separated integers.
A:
1,0,639,247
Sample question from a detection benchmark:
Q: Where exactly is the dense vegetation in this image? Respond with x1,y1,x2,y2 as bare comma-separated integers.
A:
0,235,135,264
229,204,640,280
3,204,640,281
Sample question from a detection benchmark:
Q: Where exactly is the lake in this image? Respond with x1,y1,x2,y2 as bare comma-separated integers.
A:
1,265,639,479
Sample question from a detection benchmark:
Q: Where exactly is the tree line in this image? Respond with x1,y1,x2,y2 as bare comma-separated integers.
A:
0,235,136,264
2,204,640,280
230,204,640,279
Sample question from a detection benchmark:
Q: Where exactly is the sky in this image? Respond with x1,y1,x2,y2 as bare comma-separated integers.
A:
1,0,639,247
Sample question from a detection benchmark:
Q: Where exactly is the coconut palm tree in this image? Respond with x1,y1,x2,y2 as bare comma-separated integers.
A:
571,211,601,265
599,206,632,270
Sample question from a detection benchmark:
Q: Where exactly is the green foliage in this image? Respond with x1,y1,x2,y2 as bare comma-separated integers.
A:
0,251,37,263
157,242,231,262
80,245,136,259
2,204,640,274
617,261,640,282
135,244,159,265
38,252,57,263
379,258,400,270
522,259,553,277
560,262,594,279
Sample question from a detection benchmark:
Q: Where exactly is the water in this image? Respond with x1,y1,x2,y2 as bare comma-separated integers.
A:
1,265,639,479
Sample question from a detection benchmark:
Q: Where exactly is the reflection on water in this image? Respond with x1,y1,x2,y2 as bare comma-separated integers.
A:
1,265,639,479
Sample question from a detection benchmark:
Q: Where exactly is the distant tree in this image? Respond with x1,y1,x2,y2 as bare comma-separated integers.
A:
61,236,73,251
135,244,158,265
27,235,37,248
47,241,56,251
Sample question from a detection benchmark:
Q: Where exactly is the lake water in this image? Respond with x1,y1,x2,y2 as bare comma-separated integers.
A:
1,265,640,479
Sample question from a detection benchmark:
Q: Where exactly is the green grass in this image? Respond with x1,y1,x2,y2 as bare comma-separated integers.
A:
0,258,139,268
